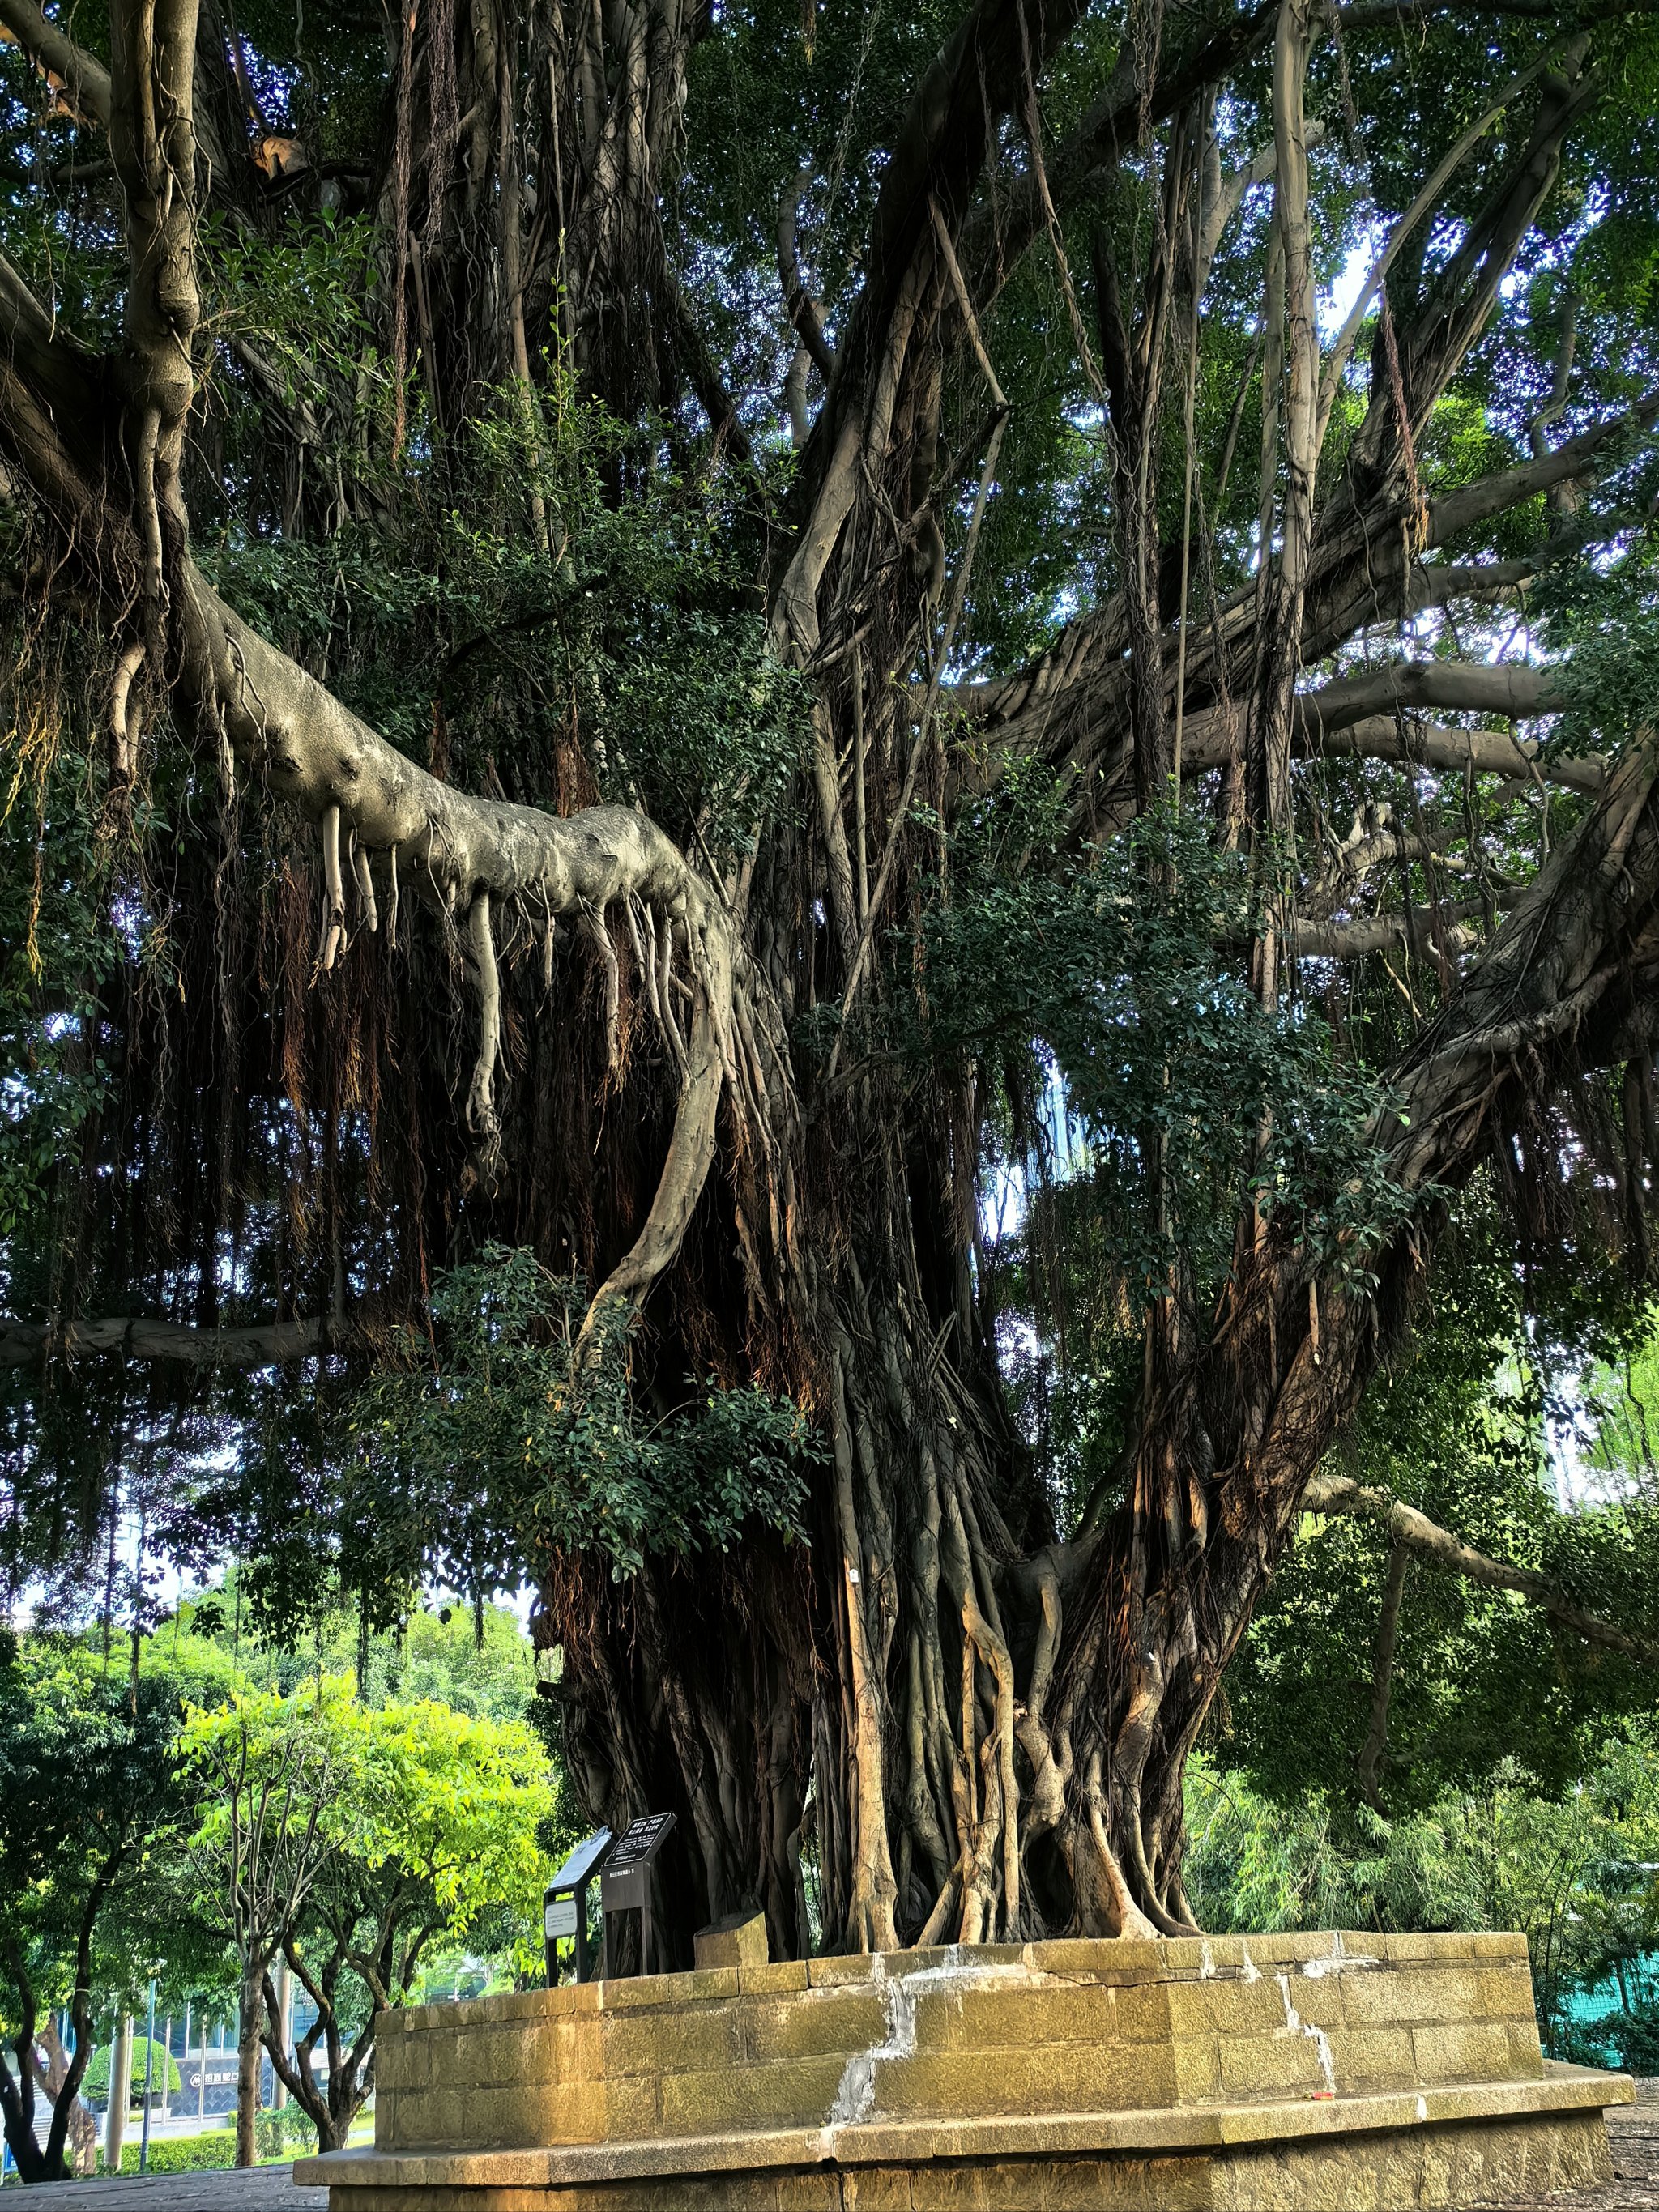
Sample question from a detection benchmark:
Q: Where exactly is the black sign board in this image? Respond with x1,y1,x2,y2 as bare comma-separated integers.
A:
608,1813,674,1869
599,1809,677,1978
544,1826,612,1987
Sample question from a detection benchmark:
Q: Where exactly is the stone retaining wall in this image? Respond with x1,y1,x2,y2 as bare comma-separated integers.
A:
300,1933,1632,2210
371,1933,1543,2152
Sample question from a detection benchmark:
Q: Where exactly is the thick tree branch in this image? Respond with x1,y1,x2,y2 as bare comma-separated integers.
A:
1427,390,1659,546
0,1315,341,1368
1304,1473,1659,1662
1292,900,1493,961
1286,714,1601,791
0,0,112,129
1297,660,1556,734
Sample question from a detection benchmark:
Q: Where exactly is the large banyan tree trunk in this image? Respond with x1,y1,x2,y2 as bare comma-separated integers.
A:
529,7,1659,1954
0,0,1655,1958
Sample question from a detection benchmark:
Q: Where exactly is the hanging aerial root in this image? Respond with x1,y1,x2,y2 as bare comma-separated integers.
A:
108,638,145,786
173,568,797,1352
580,900,621,1069
352,837,379,933
318,802,347,970
465,890,501,1147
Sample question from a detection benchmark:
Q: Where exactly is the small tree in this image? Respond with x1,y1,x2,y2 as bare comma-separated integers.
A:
180,1683,354,2168
266,1698,554,2150
0,1639,187,2183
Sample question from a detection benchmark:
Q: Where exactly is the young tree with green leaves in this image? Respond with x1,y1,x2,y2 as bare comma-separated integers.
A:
179,1683,356,2168
1,0,1657,1957
0,1639,189,2183
262,1696,553,2153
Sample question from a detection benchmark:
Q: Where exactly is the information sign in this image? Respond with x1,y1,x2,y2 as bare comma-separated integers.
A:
544,1826,612,1986
599,1809,677,1978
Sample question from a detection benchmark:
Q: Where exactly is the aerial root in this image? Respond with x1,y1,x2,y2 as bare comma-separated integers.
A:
464,890,501,1143
318,802,347,970
352,837,379,932
579,901,621,1068
108,639,146,785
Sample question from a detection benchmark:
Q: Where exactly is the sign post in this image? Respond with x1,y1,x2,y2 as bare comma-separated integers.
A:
598,1813,677,1980
544,1829,612,1986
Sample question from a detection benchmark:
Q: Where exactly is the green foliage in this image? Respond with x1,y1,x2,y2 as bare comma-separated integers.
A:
113,2131,237,2174
898,777,1415,1527
0,1640,194,2040
1183,1759,1490,1937
79,2038,181,2103
912,783,1412,1291
1586,1306,1659,1487
0,707,120,1240
1537,531,1659,757
326,1247,821,1605
1187,1729,1659,2050
252,2105,316,2160
197,362,809,842
180,1674,558,2014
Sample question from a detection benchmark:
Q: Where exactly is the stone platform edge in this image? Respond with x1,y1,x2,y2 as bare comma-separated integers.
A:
296,2062,1632,2192
364,1931,1535,2038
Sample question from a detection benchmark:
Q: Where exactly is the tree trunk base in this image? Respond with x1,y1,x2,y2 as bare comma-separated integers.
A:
298,1931,1629,2209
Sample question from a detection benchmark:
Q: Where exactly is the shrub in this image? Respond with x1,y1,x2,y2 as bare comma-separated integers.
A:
114,2133,236,2174
80,2037,182,2103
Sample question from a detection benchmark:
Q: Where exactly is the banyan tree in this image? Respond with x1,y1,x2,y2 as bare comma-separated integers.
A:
0,0,1657,1956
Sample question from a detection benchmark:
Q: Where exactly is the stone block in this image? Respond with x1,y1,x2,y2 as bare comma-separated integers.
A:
694,1910,769,1972
1324,2027,1414,2089
1171,2032,1221,2105
1111,1980,1173,2043
1478,1968,1537,2020
740,1958,808,1996
514,2077,611,2144
597,1971,684,2010
808,1954,878,1989
597,2074,658,2142
1241,1933,1333,1968
1473,1931,1530,1961
1026,1938,1166,1982
1215,2032,1325,2100
1505,2022,1545,2078
656,2055,846,2133
876,2041,1179,2119
1167,1979,1292,2039
1341,1966,1482,2027
915,1980,1121,2052
1409,2021,1515,2083
739,1987,886,2061
602,2003,743,2078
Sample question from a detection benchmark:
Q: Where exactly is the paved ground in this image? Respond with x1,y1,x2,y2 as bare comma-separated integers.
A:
1,2168,324,2209
6,2087,1656,2207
